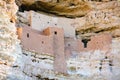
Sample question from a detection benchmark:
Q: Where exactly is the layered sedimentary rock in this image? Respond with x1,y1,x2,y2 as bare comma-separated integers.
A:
1,0,120,80
16,0,91,17
76,1,120,39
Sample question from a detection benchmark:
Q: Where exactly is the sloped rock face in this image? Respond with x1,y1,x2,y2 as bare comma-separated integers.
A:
16,0,91,17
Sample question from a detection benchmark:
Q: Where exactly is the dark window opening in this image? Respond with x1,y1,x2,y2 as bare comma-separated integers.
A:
68,44,70,46
27,33,29,38
54,31,57,35
47,22,49,24
82,39,90,48
55,24,57,26
42,41,44,44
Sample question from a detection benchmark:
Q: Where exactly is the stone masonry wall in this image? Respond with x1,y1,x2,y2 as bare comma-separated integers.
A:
21,26,54,56
65,34,112,54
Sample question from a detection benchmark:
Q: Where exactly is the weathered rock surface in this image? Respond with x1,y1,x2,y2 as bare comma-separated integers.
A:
16,0,91,17
0,0,18,64
76,1,120,39
1,0,120,80
0,0,22,80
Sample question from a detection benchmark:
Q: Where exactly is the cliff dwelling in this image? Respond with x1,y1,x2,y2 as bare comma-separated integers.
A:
18,11,112,74
0,0,120,80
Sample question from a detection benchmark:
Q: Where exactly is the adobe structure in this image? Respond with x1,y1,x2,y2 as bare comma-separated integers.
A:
21,25,112,74
18,11,76,38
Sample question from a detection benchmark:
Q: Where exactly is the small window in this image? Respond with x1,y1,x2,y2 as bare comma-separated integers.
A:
68,44,70,46
27,33,29,38
54,31,57,35
42,41,44,44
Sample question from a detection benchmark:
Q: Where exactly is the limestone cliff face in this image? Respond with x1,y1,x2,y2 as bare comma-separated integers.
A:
16,0,91,17
0,0,20,79
1,0,120,80
76,1,120,39
0,0,18,54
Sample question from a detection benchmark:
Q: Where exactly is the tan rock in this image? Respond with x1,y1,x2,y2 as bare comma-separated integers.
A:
16,0,91,17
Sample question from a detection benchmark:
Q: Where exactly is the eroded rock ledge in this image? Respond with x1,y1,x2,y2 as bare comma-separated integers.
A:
16,0,91,17
76,1,120,39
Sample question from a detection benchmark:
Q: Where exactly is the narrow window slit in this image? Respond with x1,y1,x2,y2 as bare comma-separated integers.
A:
27,33,29,38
